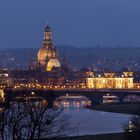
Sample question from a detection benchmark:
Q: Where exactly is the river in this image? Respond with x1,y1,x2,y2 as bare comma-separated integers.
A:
54,95,132,136
63,107,132,136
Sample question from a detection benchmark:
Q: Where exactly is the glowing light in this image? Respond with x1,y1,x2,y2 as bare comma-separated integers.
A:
31,91,35,95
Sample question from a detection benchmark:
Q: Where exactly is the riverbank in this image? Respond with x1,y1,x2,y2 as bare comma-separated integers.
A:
88,103,140,115
47,132,139,140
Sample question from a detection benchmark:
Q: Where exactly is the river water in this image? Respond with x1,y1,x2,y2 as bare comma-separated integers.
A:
62,107,132,136
54,95,132,136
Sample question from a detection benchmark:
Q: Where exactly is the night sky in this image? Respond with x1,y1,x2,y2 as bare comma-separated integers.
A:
0,0,140,49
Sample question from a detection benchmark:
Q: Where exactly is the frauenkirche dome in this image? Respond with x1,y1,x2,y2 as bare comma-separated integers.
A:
47,58,61,71
37,25,60,71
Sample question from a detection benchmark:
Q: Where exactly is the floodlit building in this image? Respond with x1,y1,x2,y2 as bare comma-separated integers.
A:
3,24,135,90
37,25,61,71
86,70,134,89
0,68,12,87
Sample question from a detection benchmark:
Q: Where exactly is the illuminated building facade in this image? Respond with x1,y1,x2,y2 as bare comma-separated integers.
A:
0,69,12,87
86,70,134,89
37,25,61,71
1,24,136,90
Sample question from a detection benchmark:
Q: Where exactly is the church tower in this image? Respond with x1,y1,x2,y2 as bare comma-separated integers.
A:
44,25,52,42
29,53,36,70
37,24,60,71
61,53,67,68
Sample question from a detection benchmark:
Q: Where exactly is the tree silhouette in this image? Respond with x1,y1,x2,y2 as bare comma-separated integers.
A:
0,99,71,140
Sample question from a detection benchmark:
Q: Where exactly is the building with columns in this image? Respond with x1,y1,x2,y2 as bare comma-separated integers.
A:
86,70,134,89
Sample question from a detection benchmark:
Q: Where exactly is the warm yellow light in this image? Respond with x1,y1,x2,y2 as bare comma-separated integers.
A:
31,91,35,95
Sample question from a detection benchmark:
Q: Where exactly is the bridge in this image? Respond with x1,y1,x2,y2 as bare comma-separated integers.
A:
3,88,140,106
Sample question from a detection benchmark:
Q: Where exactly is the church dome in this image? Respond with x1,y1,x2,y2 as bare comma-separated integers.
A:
46,58,61,71
37,24,58,67
37,47,47,65
37,44,57,65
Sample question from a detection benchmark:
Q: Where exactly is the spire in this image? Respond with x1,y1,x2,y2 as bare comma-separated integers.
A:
45,23,51,32
61,53,67,68
29,53,36,70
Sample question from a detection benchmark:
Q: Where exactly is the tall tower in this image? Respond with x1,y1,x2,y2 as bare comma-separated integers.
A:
44,25,52,42
61,53,67,68
37,24,60,71
29,54,36,70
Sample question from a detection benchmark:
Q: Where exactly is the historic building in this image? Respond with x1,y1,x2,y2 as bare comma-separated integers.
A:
86,70,134,89
0,68,12,87
37,25,61,71
2,24,135,90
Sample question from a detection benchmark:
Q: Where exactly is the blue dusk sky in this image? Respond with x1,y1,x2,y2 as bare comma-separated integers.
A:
0,0,140,49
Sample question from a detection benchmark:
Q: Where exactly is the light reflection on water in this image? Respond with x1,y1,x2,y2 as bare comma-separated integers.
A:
54,100,91,108
53,95,91,108
53,95,132,136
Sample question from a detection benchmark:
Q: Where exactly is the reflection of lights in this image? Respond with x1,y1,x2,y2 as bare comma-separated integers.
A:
53,95,91,108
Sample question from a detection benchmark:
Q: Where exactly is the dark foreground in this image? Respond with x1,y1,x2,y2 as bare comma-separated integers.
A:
46,132,140,140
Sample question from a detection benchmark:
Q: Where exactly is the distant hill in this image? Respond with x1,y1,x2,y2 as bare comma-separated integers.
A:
1,46,140,71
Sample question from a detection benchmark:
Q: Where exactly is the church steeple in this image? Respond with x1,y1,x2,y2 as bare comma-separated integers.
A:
44,24,52,41
29,53,36,70
61,53,67,68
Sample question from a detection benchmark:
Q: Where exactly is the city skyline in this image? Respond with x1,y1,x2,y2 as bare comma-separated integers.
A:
0,0,140,49
1,1,140,140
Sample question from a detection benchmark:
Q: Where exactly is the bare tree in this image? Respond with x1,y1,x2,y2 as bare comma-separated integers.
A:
22,101,70,140
0,99,71,140
0,108,9,140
